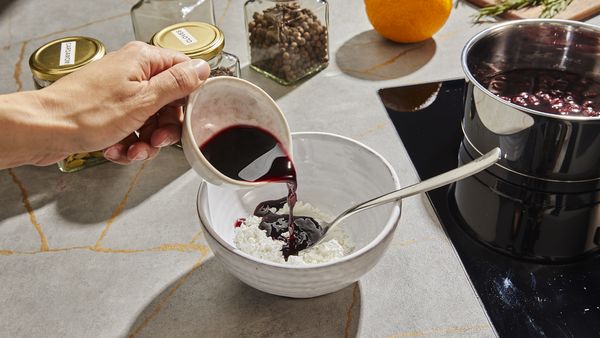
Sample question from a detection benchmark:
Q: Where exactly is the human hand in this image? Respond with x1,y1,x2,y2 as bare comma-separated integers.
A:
38,41,210,164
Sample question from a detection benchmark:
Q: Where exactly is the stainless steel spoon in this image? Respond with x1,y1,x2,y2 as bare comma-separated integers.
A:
314,147,501,245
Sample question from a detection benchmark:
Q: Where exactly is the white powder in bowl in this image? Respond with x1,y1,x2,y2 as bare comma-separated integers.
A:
233,201,354,265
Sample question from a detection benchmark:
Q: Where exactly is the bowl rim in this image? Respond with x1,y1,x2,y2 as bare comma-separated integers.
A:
461,18,600,121
183,76,293,187
196,131,402,270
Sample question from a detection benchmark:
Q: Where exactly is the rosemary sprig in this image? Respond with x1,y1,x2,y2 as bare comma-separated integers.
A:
540,0,574,18
474,0,573,22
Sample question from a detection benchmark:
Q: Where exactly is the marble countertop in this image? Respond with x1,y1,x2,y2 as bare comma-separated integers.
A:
4,1,596,337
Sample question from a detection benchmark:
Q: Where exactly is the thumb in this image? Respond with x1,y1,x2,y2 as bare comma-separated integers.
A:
146,59,210,111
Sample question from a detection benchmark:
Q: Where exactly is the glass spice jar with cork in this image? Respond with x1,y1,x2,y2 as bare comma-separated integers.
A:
244,0,329,85
29,36,108,173
150,22,240,78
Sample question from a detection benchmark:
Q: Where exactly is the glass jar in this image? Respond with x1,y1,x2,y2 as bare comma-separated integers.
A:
29,36,108,173
131,0,216,43
150,22,240,78
244,0,329,85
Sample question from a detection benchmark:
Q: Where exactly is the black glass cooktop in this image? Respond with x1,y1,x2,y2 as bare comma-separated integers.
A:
379,79,600,337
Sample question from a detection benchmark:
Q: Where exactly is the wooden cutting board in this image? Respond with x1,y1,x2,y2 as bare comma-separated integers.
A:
467,0,600,20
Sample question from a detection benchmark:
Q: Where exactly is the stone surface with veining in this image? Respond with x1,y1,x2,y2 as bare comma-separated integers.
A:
3,1,598,337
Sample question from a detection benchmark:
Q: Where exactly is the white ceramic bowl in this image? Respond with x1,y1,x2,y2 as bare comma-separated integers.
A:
196,132,401,298
182,76,292,187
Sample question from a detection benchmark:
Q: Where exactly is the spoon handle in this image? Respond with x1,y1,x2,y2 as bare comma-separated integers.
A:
329,147,501,228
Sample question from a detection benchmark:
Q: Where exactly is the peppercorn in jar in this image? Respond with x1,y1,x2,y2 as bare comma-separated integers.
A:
244,0,329,85
151,22,240,78
29,36,108,173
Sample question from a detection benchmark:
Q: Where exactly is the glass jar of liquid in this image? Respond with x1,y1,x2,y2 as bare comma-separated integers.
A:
29,36,107,173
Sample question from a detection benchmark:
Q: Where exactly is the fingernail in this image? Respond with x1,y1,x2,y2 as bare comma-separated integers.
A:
133,150,148,161
191,59,210,80
104,147,120,161
158,136,172,148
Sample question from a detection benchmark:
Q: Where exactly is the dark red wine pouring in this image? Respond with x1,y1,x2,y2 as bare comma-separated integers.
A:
199,125,325,259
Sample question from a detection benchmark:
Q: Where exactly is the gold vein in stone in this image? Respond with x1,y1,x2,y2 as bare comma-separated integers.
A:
0,246,90,256
391,236,441,248
128,252,209,338
2,243,208,256
149,243,208,254
352,123,387,140
46,246,90,253
12,41,26,92
217,0,233,24
361,44,426,74
337,66,397,80
344,283,359,338
0,13,130,50
94,163,147,249
94,243,208,254
189,228,204,243
8,169,49,252
387,323,490,337
338,44,427,80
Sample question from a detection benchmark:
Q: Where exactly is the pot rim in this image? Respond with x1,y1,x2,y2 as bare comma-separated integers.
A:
461,18,600,121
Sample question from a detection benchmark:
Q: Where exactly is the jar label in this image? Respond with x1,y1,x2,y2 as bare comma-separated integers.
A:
171,28,197,46
59,41,77,66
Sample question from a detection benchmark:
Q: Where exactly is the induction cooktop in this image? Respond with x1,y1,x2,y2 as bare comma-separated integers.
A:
379,79,600,337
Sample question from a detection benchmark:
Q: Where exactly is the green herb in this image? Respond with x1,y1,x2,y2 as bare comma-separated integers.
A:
474,0,573,22
540,0,574,18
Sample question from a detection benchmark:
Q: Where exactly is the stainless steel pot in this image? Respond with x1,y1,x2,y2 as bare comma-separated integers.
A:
454,143,600,262
462,19,600,183
457,20,600,261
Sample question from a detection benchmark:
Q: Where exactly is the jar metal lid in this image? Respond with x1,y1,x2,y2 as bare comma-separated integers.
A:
151,22,224,61
29,36,105,82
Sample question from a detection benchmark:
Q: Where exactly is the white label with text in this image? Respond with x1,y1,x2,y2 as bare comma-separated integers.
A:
171,28,198,46
59,41,77,66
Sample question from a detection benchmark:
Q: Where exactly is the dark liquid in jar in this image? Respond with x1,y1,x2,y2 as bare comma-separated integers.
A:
200,125,325,259
485,69,600,116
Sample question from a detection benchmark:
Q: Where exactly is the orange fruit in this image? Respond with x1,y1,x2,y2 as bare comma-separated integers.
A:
365,0,452,43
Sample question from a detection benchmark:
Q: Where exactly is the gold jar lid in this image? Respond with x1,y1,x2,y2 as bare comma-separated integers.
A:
29,36,105,82
151,22,224,61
